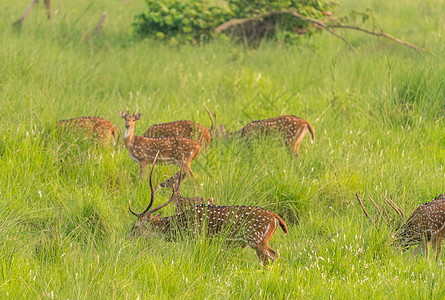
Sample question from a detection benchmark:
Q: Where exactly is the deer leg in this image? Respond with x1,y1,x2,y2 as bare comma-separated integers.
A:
432,234,443,261
139,161,148,178
266,246,279,261
425,241,431,259
255,248,270,267
181,161,194,178
283,133,300,158
253,242,276,267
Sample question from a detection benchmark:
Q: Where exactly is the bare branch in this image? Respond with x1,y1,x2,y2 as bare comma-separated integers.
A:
215,9,426,53
13,0,38,27
215,10,358,53
328,24,429,53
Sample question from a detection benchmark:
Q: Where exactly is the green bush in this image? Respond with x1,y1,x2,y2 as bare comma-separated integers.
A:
133,0,339,44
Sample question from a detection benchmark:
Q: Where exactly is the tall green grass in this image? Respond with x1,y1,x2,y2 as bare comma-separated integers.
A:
1,0,445,298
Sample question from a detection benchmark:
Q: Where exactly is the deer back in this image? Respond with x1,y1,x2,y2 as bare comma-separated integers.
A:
143,120,211,148
129,135,201,164
397,198,445,245
241,115,314,141
57,116,118,144
161,205,287,243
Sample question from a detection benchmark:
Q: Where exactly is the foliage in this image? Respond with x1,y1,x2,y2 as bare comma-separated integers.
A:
1,0,445,298
133,0,339,44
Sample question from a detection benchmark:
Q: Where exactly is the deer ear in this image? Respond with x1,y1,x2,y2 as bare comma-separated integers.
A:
120,111,126,118
135,113,142,120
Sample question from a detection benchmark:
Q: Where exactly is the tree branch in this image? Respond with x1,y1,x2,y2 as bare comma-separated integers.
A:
215,9,426,53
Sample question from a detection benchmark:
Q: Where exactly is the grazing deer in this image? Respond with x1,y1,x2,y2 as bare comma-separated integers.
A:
120,106,201,178
56,116,121,146
395,197,445,260
143,107,216,149
356,193,445,260
216,115,315,157
130,153,288,266
159,171,215,214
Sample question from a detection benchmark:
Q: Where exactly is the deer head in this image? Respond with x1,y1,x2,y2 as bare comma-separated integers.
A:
356,193,445,260
120,106,141,136
129,151,183,238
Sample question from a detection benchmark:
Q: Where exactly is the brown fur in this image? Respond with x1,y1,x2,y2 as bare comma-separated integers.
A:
57,116,120,146
217,115,315,157
120,108,201,178
142,108,216,149
396,197,445,260
160,172,214,214
129,162,287,267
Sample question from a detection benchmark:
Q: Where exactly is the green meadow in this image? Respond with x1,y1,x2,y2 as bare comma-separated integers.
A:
1,0,445,298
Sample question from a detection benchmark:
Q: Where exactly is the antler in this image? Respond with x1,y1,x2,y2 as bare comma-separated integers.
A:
204,105,217,137
126,104,130,115
128,151,160,217
148,168,183,214
356,193,375,226
383,195,405,219
134,107,139,115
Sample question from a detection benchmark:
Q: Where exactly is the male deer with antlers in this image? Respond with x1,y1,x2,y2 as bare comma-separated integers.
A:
159,171,214,214
120,107,201,178
395,194,445,260
216,115,314,157
356,193,445,260
56,116,121,146
130,153,288,266
143,107,216,149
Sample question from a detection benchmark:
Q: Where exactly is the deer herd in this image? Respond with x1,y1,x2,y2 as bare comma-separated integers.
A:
57,106,444,265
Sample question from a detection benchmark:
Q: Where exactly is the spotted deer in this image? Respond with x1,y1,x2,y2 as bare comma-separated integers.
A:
216,115,315,157
159,171,214,214
130,153,288,266
395,195,445,260
356,193,445,260
56,116,121,146
120,107,201,178
143,107,216,149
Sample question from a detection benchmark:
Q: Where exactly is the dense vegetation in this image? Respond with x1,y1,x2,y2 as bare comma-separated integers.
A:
132,0,338,44
1,0,445,298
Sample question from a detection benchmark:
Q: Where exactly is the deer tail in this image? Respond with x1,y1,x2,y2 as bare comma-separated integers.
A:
306,121,315,144
274,214,288,235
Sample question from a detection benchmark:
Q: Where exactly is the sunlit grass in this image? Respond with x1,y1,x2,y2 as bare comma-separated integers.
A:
1,0,445,298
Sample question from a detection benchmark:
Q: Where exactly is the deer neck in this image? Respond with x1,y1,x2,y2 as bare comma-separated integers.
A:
123,125,136,149
151,217,172,235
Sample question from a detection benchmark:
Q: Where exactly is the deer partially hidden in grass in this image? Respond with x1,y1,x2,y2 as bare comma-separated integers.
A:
159,171,214,214
216,115,315,158
143,107,216,149
56,116,121,146
120,106,201,178
356,193,445,260
130,153,288,266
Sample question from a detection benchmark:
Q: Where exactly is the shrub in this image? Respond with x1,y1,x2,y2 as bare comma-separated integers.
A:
133,0,339,44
